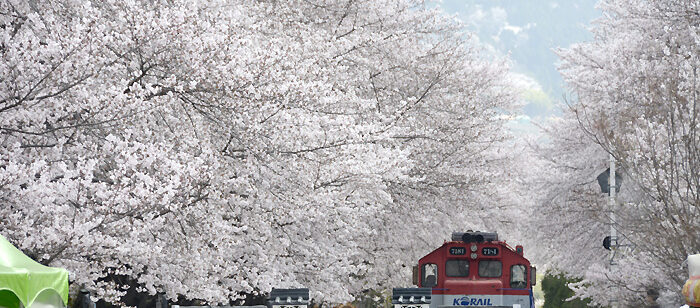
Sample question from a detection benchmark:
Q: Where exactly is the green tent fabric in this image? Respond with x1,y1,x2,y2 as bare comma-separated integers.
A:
0,235,68,308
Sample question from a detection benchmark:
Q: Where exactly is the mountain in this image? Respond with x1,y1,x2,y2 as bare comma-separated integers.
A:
436,0,600,117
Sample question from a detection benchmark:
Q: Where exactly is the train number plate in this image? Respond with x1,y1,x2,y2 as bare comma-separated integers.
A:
449,247,466,255
482,247,499,256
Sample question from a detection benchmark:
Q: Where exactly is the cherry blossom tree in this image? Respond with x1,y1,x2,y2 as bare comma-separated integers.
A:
1,0,518,305
531,0,699,306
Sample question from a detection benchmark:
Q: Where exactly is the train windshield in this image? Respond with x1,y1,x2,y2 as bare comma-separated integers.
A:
478,260,502,277
422,263,438,287
511,265,527,288
446,260,469,277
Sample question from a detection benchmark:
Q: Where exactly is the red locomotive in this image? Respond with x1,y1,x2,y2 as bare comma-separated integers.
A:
393,232,536,308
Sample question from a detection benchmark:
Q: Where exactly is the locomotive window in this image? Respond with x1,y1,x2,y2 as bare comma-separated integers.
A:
510,265,527,288
446,260,469,277
422,263,438,287
478,260,502,277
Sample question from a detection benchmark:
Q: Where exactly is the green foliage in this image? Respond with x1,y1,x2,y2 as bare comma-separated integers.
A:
541,272,596,308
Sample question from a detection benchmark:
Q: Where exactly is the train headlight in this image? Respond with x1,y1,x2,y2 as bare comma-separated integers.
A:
470,244,477,252
471,253,477,259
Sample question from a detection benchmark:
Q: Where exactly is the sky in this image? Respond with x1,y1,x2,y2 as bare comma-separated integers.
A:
433,0,601,136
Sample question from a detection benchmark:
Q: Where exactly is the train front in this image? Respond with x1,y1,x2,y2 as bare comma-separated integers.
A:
404,232,535,308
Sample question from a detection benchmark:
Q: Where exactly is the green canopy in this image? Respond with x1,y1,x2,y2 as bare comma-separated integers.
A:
0,235,68,308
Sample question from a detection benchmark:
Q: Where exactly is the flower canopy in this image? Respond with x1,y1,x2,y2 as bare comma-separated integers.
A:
0,235,68,308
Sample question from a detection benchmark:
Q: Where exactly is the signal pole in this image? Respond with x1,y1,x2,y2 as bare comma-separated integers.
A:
609,154,617,265
598,154,624,308
609,154,618,308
